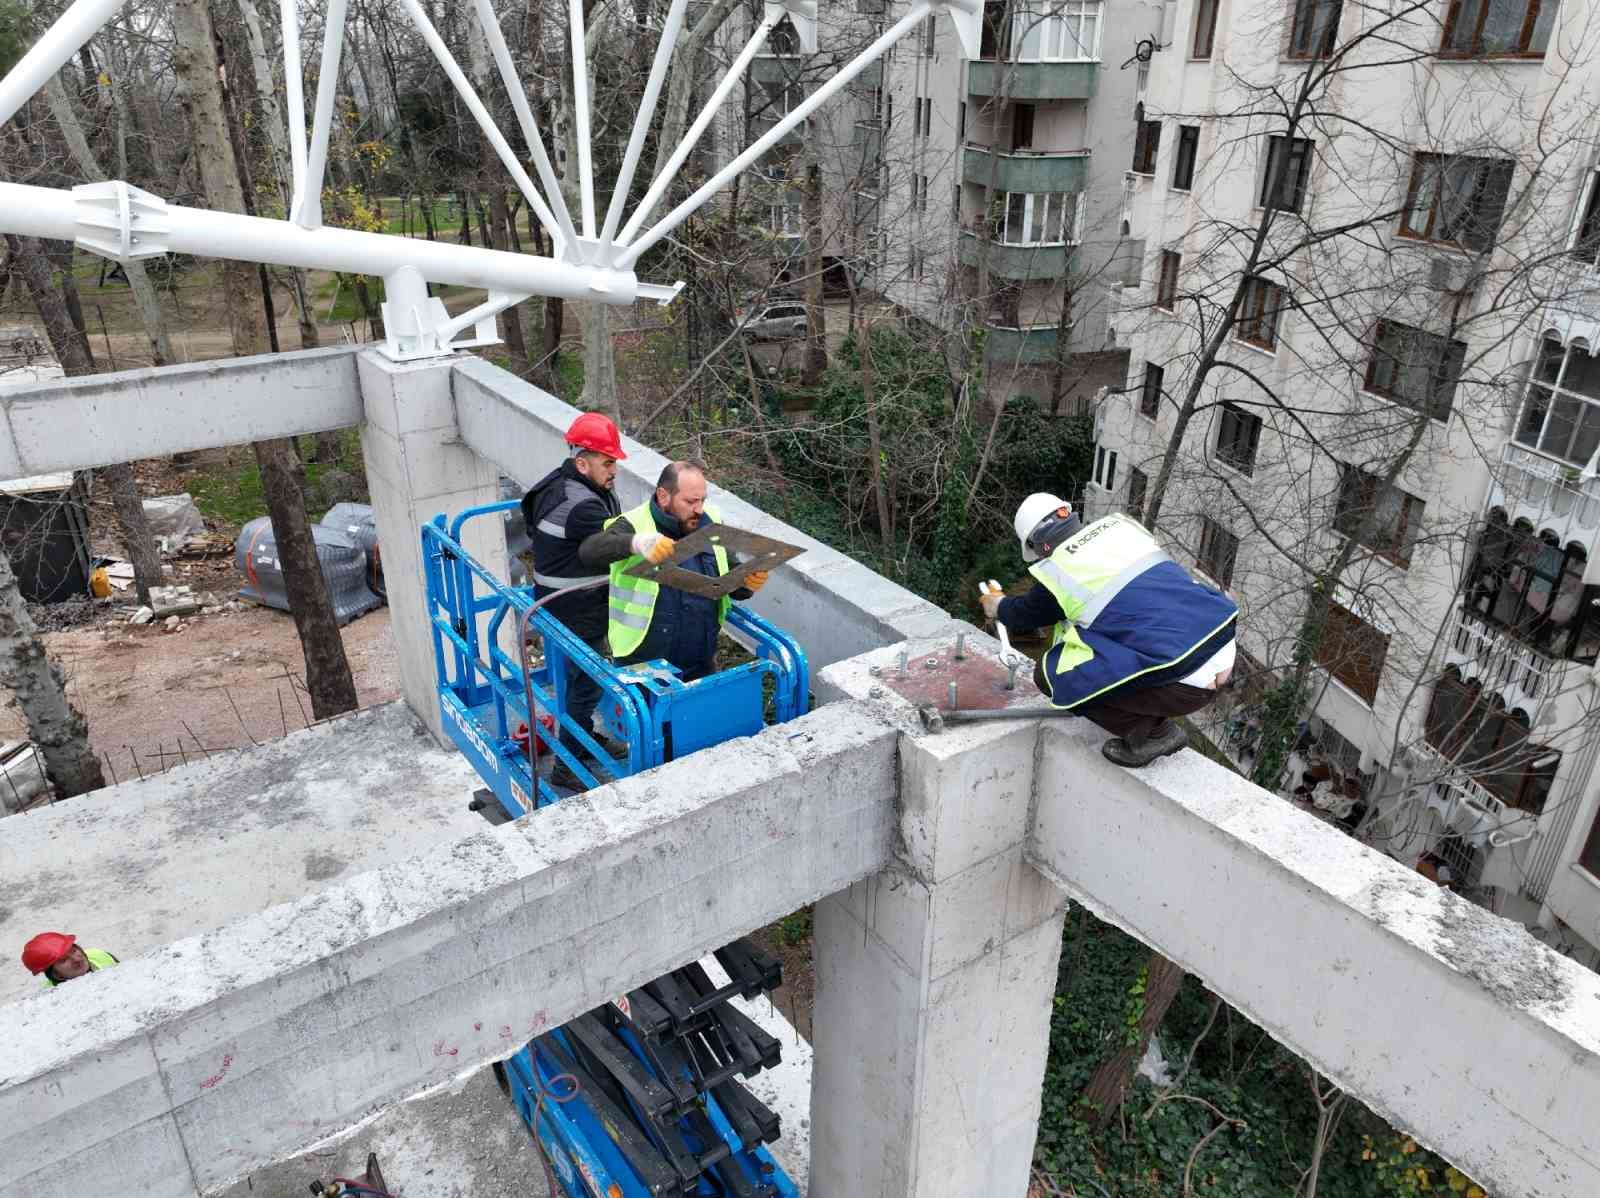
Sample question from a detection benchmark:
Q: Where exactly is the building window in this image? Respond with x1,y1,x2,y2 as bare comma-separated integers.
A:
1464,511,1600,663
1260,136,1313,212
919,97,933,138
1579,804,1600,878
1193,0,1219,57
1424,667,1560,814
998,191,1078,244
1156,250,1181,310
1127,467,1148,518
1399,152,1514,252
1572,167,1600,266
770,202,802,236
1364,320,1465,421
1441,0,1553,57
1139,361,1164,418
1515,337,1600,466
1334,464,1425,566
1172,125,1200,191
1094,445,1118,490
1132,117,1161,174
1235,276,1287,350
1197,517,1239,588
1011,0,1104,60
1216,402,1262,474
1288,0,1342,58
1316,600,1389,705
923,16,937,54
914,173,930,214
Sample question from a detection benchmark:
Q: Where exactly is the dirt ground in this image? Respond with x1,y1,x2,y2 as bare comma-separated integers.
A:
0,602,400,786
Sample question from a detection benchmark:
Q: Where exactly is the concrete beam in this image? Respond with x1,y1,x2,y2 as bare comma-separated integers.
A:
0,346,361,475
0,701,898,1197
1030,720,1600,1198
449,358,960,672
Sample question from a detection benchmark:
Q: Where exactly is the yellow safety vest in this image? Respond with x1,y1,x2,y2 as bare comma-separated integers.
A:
605,501,732,659
41,946,119,987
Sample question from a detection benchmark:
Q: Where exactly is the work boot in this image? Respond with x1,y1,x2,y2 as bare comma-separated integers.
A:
547,756,589,793
1102,720,1187,768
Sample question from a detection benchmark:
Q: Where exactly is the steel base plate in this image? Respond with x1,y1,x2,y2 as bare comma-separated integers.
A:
624,523,805,599
877,643,1040,711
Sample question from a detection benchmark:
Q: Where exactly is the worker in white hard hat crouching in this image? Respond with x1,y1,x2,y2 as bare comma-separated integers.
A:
979,493,1239,767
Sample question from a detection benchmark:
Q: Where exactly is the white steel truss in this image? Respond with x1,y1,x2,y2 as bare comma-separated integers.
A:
0,0,982,360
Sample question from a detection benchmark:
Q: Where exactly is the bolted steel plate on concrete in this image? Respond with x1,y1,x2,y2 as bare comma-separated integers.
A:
625,523,805,599
876,640,1039,712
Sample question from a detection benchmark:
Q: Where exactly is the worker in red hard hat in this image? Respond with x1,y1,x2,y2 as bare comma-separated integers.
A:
21,932,118,987
521,412,628,790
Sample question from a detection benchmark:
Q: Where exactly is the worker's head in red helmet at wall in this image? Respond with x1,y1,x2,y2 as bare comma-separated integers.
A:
566,412,625,493
21,931,91,984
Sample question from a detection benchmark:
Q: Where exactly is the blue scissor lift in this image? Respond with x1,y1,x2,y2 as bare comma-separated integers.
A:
423,502,808,1198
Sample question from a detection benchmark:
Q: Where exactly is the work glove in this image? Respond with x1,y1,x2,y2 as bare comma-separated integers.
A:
631,531,676,564
743,569,769,593
978,579,1004,621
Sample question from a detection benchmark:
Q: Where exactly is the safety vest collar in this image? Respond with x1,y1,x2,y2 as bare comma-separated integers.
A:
1030,514,1170,630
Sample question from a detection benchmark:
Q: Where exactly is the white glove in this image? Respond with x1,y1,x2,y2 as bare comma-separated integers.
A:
630,531,676,564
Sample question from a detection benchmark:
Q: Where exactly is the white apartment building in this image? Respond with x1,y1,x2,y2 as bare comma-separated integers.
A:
741,0,1163,410
1101,0,1600,967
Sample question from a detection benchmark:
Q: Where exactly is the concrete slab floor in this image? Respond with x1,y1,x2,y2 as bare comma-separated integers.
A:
0,701,487,1006
212,1064,551,1198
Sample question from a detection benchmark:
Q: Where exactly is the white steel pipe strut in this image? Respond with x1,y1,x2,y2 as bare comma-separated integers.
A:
295,0,350,228
0,0,125,128
617,2,934,270
599,0,690,251
471,0,579,257
399,0,567,255
280,0,310,210
0,181,643,305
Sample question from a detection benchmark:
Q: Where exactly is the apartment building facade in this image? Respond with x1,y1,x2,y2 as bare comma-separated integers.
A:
742,0,1162,410
1099,0,1600,967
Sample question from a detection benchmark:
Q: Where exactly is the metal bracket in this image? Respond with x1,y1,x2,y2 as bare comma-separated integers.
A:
72,181,169,262
624,523,805,599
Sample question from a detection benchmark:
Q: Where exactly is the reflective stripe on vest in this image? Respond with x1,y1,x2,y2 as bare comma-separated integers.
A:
538,476,600,540
605,502,731,657
1030,513,1170,634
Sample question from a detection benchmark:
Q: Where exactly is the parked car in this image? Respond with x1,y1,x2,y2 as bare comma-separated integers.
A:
738,301,808,340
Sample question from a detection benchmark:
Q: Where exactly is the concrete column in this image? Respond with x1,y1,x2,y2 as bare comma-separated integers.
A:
809,641,1069,1197
358,350,507,740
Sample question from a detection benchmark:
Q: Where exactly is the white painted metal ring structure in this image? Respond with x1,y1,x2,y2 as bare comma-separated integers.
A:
0,0,983,361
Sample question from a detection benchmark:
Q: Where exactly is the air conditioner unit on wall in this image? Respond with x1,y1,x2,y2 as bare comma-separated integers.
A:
1427,253,1478,295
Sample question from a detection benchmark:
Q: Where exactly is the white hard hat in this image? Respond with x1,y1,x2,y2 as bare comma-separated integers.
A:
1014,492,1071,561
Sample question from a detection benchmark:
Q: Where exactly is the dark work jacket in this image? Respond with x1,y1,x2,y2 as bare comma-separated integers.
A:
523,459,620,640
580,501,752,679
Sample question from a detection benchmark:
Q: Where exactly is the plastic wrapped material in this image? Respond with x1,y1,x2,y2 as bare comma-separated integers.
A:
141,492,207,548
320,502,385,599
234,517,383,624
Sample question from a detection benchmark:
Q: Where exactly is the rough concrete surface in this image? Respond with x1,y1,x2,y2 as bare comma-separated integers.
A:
214,1065,550,1198
0,700,486,1006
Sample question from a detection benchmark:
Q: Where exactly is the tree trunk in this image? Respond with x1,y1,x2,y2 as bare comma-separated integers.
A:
860,312,890,551
172,0,358,722
1076,951,1186,1128
466,18,530,375
5,234,163,607
456,190,472,245
0,547,104,797
801,156,827,386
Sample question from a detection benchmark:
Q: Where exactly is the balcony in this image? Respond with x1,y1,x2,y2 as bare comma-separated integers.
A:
752,114,803,148
984,324,1060,365
961,145,1088,193
958,230,1073,280
967,60,1097,100
751,54,807,88
1490,441,1600,549
1443,602,1572,716
849,59,882,91
852,120,881,164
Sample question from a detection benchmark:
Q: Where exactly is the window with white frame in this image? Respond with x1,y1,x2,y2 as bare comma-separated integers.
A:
1515,336,1600,466
1094,445,1118,490
1570,161,1600,266
1012,0,1102,61
998,191,1079,245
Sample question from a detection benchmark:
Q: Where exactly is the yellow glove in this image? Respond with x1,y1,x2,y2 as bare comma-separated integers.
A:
631,531,677,565
744,569,769,593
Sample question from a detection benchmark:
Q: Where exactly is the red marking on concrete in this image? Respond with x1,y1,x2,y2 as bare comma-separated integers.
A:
432,1040,459,1058
199,1053,234,1090
499,1025,514,1039
527,1009,549,1035
474,1021,483,1032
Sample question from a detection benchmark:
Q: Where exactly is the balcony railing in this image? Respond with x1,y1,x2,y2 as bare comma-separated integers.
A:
983,324,1061,365
967,60,1097,99
1444,602,1572,712
961,144,1089,193
958,230,1074,280
751,54,807,88
1490,441,1600,546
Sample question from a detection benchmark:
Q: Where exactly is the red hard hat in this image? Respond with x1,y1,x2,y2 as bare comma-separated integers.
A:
565,412,626,460
22,931,76,975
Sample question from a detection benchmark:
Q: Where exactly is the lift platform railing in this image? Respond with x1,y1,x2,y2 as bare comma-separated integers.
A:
422,502,810,818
